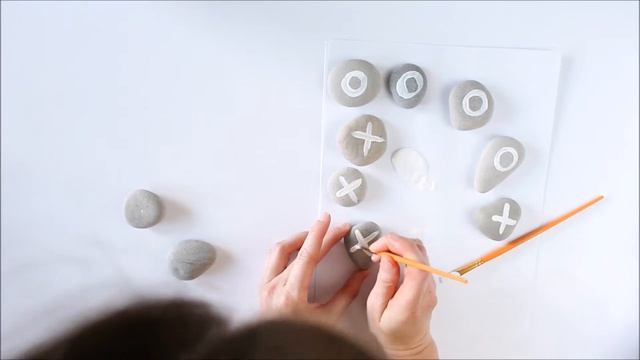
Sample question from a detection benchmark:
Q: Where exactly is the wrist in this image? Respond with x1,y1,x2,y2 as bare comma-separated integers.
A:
382,335,438,360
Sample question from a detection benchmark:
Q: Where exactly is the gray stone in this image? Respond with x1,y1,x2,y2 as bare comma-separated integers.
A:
170,239,217,280
474,136,525,193
388,63,427,108
337,114,387,166
474,198,522,241
329,59,381,107
124,189,163,228
449,80,494,130
343,221,381,269
328,167,367,207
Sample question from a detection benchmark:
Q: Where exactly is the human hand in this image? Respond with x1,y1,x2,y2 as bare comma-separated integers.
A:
366,234,439,359
260,213,368,326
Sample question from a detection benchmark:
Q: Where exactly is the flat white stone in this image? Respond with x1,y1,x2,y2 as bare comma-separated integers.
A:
391,147,435,192
474,136,525,193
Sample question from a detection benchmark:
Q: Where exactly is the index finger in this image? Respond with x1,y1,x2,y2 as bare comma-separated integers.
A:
286,212,331,298
369,233,427,262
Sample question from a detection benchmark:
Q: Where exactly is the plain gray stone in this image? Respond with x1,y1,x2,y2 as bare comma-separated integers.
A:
343,221,381,269
337,114,387,166
449,80,494,130
474,136,525,193
388,63,427,108
327,167,367,207
170,239,217,280
329,59,381,107
474,198,522,241
124,189,163,228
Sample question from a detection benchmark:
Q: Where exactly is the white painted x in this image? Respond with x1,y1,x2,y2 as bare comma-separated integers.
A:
349,229,380,253
491,202,517,235
351,122,385,156
336,176,362,204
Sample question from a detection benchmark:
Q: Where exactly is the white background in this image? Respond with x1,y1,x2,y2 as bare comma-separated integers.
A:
1,2,638,358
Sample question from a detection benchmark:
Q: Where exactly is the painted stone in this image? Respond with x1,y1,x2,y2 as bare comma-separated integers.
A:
449,80,494,130
328,59,381,107
343,221,381,269
391,147,435,191
388,63,427,108
124,189,163,228
328,167,367,207
474,198,522,241
337,114,387,166
169,239,217,280
474,136,525,193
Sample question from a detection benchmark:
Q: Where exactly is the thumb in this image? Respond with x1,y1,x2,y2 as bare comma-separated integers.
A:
366,256,400,323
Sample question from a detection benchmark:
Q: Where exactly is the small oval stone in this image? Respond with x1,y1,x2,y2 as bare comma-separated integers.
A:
343,221,382,269
329,59,381,107
328,167,367,207
124,189,163,228
474,198,522,241
474,136,525,193
449,80,494,130
337,114,387,166
388,63,427,108
169,239,217,280
391,147,435,191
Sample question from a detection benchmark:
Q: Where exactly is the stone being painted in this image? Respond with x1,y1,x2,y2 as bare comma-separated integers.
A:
474,198,521,241
391,148,435,191
343,221,382,269
474,136,525,193
449,80,494,130
328,167,367,207
170,239,217,280
388,64,427,108
338,114,387,166
329,59,381,107
124,189,163,228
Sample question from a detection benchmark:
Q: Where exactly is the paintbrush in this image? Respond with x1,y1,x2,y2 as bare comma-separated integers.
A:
452,195,604,276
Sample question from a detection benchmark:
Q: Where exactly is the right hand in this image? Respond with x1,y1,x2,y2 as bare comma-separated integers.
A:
366,234,439,359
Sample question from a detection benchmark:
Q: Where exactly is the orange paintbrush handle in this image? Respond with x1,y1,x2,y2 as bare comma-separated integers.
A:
452,195,604,276
378,251,469,284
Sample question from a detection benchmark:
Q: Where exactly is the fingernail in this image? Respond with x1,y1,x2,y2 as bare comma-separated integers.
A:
319,212,330,222
342,223,351,230
371,254,381,262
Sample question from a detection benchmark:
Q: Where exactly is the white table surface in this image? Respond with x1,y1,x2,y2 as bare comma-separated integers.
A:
1,2,638,358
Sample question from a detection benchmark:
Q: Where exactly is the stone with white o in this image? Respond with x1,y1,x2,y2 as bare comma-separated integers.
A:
328,167,367,207
388,63,427,108
170,239,217,280
343,221,381,269
124,189,163,228
474,136,525,193
449,80,494,130
474,198,521,241
329,59,381,107
337,114,387,166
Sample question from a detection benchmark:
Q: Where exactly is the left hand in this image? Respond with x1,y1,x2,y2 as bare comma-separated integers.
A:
260,213,368,326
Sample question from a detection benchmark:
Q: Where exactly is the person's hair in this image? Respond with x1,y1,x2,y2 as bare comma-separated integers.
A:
24,298,376,359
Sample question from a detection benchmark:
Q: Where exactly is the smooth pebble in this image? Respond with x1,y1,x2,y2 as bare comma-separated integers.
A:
328,167,367,207
391,147,435,191
474,198,522,241
329,59,381,107
449,80,494,130
474,136,525,193
170,239,217,280
337,114,387,166
343,222,382,269
388,63,427,108
124,189,163,228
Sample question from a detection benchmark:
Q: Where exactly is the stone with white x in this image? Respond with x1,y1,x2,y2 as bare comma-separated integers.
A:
327,167,367,207
338,114,387,166
474,197,522,241
343,221,382,269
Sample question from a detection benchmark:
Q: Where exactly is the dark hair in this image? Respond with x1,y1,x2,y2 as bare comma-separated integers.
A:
25,299,376,359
